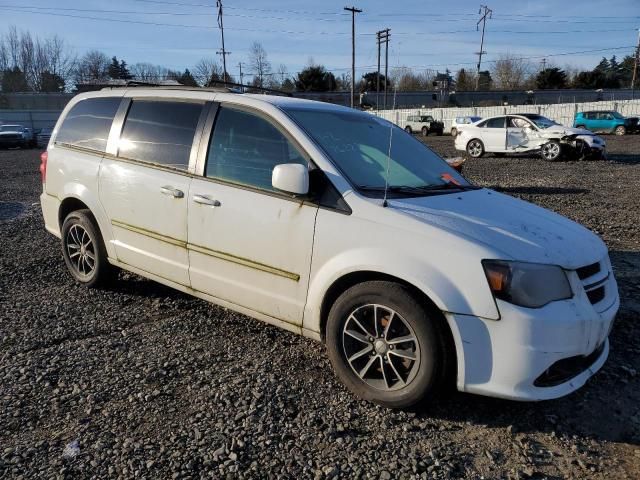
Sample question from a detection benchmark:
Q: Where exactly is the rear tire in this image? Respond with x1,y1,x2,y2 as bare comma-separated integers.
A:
325,281,446,409
61,209,114,288
466,139,484,158
421,126,428,137
450,127,457,137
405,126,412,134
614,125,626,136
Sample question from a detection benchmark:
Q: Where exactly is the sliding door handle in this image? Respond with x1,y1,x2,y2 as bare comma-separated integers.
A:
160,186,184,198
193,194,221,207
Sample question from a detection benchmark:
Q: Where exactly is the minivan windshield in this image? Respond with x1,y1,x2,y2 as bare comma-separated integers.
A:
284,108,471,197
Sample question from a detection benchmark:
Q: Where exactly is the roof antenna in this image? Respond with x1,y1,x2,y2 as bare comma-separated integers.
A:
382,82,398,207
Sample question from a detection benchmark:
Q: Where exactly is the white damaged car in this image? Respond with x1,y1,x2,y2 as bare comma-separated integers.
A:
455,113,606,161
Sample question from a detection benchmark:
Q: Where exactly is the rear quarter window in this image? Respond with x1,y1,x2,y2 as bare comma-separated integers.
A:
55,97,121,152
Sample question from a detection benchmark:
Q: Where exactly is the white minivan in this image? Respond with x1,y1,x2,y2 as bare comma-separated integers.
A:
40,87,618,408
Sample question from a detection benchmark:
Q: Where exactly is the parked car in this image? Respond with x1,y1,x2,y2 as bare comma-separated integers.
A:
40,88,618,408
574,111,638,135
455,114,606,161
36,127,53,148
0,124,35,148
450,116,482,137
403,114,444,136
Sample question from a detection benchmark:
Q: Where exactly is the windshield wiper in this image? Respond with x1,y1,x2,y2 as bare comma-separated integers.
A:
357,184,480,195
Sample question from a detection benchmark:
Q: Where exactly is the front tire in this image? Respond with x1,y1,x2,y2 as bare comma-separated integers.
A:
540,140,562,161
326,281,446,409
421,126,428,137
61,209,113,288
466,139,484,158
614,125,626,136
404,126,412,134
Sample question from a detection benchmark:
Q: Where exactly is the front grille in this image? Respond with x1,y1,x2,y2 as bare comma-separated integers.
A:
534,342,605,387
577,262,600,280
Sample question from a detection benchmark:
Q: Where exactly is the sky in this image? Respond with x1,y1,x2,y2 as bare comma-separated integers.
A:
1,0,639,80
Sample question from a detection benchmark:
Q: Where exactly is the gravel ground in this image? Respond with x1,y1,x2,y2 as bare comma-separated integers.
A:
1,137,639,479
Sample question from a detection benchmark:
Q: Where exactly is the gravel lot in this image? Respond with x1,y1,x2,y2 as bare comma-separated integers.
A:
1,137,639,479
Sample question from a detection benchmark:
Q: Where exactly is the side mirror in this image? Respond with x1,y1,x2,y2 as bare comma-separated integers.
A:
272,164,309,196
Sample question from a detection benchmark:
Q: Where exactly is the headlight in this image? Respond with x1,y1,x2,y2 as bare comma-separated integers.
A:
482,260,572,308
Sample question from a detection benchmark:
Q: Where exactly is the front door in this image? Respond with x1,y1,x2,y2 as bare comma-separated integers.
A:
99,98,206,286
506,116,533,150
188,104,318,325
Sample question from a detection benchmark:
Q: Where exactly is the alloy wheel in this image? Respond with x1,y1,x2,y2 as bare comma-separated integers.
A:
342,304,421,391
541,142,561,160
66,224,96,277
467,140,483,157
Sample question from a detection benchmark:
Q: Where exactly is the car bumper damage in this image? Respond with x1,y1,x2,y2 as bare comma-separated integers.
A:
447,255,618,401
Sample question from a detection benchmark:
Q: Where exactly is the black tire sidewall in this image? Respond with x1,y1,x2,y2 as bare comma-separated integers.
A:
405,126,412,134
326,281,442,408
421,127,428,136
61,210,110,288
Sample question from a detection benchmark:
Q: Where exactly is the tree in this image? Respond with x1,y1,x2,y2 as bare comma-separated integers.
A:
477,70,492,90
535,67,567,89
294,65,336,92
39,70,65,92
193,58,223,86
119,60,132,80
108,56,121,79
248,41,271,88
1,66,28,92
75,50,110,83
359,71,390,92
178,68,198,86
491,54,531,90
455,68,475,91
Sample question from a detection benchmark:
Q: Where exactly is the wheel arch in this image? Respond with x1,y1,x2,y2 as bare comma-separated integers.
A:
57,183,116,259
317,270,458,385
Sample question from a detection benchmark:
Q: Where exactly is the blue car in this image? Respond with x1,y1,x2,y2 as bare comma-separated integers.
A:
574,111,638,136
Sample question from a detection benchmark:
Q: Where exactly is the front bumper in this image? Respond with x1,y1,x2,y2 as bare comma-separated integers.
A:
447,258,619,401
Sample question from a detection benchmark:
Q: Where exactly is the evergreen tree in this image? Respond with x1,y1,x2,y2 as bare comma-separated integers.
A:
178,69,198,87
1,67,29,92
477,70,492,90
535,67,567,89
108,56,121,79
359,71,389,92
294,65,337,92
40,71,65,92
119,60,132,80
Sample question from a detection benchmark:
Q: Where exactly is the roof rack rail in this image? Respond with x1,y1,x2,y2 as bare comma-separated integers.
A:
207,80,293,97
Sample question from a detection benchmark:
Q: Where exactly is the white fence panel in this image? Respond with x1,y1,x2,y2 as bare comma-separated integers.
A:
371,99,640,133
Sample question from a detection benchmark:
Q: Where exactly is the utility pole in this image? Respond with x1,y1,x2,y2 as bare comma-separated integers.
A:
541,57,547,72
475,4,492,91
632,28,640,96
238,62,244,92
344,6,362,108
384,29,390,110
216,0,229,83
376,29,390,110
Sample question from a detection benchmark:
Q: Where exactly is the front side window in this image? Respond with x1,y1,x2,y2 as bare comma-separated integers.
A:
284,107,469,197
56,97,121,152
205,106,307,191
118,100,203,170
422,116,434,122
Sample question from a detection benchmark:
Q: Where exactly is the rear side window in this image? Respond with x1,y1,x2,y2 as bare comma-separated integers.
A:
482,117,505,128
118,100,203,170
56,97,121,152
205,106,307,191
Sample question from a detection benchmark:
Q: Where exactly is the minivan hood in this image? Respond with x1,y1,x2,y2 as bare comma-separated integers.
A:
389,189,606,269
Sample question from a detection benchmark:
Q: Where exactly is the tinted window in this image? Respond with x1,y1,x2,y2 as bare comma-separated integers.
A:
56,97,121,152
484,117,505,128
118,100,203,170
206,107,307,191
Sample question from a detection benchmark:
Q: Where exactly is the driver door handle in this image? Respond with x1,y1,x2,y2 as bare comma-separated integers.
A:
193,194,221,207
160,186,184,198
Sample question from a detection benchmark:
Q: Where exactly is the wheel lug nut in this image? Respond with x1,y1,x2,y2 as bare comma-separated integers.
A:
368,337,374,342
389,345,394,350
